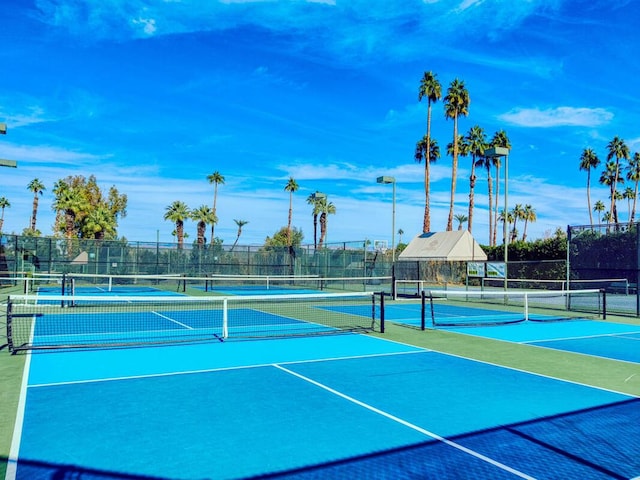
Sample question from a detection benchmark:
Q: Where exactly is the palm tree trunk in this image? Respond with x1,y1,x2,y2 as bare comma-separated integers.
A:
446,115,458,231
632,181,639,224
211,184,218,245
486,165,493,246
423,102,432,233
493,163,501,246
313,213,318,248
31,196,39,231
318,213,326,248
586,171,594,228
468,157,476,234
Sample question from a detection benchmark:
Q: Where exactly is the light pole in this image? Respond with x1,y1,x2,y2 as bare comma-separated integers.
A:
485,147,510,286
376,176,396,262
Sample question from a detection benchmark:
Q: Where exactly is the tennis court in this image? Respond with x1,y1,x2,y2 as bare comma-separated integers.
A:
6,332,639,479
381,289,640,365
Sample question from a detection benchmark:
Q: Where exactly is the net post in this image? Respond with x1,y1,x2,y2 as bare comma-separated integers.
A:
601,288,607,320
524,292,529,321
420,290,426,330
378,292,385,333
6,296,15,354
222,298,229,338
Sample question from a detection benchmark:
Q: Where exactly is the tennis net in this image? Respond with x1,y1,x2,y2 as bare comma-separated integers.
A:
481,277,631,293
424,289,605,327
6,291,381,352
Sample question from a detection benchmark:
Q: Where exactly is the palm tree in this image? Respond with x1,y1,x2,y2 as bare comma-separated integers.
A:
418,71,442,233
27,178,46,233
454,214,468,231
317,198,336,249
599,161,623,226
0,196,10,233
476,153,495,245
164,201,190,249
626,152,640,224
579,148,600,228
306,193,324,248
498,209,514,244
414,136,441,227
230,219,248,252
207,171,225,245
84,206,116,240
397,228,404,244
521,204,536,241
52,180,87,256
511,204,526,242
0,197,11,234
191,205,216,246
606,136,630,224
443,79,470,231
593,200,606,223
284,177,299,247
622,187,635,223
490,130,511,246
464,125,487,233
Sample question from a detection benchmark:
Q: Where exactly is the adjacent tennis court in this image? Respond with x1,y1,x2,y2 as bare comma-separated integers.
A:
382,289,640,364
7,332,640,479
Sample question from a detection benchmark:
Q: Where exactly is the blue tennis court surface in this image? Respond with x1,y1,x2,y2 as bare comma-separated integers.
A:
193,285,323,296
357,301,640,364
8,333,640,479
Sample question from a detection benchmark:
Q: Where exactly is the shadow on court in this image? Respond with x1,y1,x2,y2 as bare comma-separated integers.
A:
7,398,640,480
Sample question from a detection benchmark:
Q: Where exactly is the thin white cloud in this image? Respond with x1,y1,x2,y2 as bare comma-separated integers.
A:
498,107,614,128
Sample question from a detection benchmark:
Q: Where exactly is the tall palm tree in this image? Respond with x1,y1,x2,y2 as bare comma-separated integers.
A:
443,79,470,231
498,209,514,244
0,197,10,233
27,178,45,233
476,153,495,245
626,152,640,225
606,136,630,224
230,219,248,252
414,136,441,227
599,161,623,226
490,130,511,246
593,200,606,224
317,198,336,249
521,204,536,241
191,205,217,246
207,171,225,245
454,214,468,231
511,204,526,242
164,201,190,249
579,148,601,228
397,228,404,244
623,187,635,223
464,125,487,233
418,71,442,233
284,177,299,247
306,193,324,248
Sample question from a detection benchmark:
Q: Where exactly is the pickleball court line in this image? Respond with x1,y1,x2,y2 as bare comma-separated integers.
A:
273,363,535,480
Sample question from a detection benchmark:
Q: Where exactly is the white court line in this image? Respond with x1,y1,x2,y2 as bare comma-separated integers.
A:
274,363,535,480
27,349,424,389
5,351,33,480
525,330,640,344
152,310,194,329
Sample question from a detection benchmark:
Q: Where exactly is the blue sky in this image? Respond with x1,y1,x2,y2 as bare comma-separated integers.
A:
1,0,639,246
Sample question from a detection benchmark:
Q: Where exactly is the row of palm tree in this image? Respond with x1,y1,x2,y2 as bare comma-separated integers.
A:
168,174,338,250
579,137,640,227
417,71,518,246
